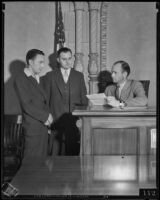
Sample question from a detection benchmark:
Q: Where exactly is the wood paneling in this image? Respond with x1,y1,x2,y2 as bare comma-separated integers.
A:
73,106,156,155
93,128,138,155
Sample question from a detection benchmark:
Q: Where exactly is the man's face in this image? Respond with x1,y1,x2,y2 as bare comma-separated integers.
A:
57,51,73,70
111,63,126,84
29,54,45,75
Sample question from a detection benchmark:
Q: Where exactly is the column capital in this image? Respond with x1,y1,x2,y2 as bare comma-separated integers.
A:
74,53,84,72
88,53,99,75
88,2,101,11
74,2,85,11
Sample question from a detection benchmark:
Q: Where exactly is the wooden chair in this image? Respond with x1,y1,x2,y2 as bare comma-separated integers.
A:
3,114,25,182
140,80,150,97
97,70,113,93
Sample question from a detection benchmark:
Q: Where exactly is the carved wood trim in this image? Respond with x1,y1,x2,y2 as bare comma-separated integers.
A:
100,2,109,71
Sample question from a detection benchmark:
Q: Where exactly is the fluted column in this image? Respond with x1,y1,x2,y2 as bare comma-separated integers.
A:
100,2,109,71
74,2,84,72
88,2,101,94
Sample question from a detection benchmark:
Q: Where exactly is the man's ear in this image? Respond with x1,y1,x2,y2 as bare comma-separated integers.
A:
28,59,33,66
123,71,128,78
57,58,60,63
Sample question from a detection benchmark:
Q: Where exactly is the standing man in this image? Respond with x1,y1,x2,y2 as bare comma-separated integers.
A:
14,49,53,158
105,60,148,108
42,47,88,155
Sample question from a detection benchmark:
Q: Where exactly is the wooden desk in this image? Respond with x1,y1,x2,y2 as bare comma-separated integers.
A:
11,155,156,195
72,106,156,155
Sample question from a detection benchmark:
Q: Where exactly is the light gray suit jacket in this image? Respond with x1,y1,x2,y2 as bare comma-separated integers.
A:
104,80,148,106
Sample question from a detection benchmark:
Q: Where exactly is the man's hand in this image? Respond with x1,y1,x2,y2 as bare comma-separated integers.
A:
106,96,120,107
76,119,82,128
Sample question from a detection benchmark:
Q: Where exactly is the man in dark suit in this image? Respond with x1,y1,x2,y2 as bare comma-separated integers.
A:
14,49,53,158
42,47,88,155
105,60,148,108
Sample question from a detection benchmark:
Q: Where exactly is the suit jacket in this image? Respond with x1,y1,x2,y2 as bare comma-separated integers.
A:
14,72,50,135
41,67,88,121
104,79,148,106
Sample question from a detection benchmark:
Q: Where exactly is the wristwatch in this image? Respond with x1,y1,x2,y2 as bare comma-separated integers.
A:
119,101,127,108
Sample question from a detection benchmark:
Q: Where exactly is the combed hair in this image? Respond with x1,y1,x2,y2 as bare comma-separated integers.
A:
57,47,72,57
113,60,130,77
26,49,45,65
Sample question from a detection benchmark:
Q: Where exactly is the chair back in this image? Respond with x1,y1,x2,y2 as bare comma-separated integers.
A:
3,114,24,182
4,114,24,160
139,80,150,97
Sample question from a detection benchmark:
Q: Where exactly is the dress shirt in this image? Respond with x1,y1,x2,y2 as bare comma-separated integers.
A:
117,80,126,99
61,68,71,83
24,68,40,83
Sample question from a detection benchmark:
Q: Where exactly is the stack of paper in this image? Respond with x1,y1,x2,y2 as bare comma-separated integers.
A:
86,93,107,105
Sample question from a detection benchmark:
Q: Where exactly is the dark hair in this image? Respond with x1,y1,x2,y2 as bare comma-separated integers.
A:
113,60,130,77
26,49,45,65
57,47,72,58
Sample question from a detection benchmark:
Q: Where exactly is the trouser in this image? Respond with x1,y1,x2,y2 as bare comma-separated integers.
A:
64,127,80,155
53,113,80,156
24,131,48,158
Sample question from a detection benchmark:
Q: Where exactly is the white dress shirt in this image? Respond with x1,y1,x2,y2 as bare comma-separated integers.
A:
61,68,71,83
117,81,126,98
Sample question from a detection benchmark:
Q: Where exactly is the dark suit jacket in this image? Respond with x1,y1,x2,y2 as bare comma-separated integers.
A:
41,67,88,121
105,79,148,106
14,72,50,136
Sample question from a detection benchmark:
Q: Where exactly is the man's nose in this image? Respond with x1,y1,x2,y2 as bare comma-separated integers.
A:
41,63,45,68
66,60,70,65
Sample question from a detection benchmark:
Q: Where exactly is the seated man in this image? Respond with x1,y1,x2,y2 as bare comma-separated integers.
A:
104,60,148,108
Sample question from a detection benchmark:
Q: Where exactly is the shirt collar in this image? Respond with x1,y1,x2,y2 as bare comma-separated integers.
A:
118,80,126,89
60,67,71,76
24,68,32,77
24,68,40,83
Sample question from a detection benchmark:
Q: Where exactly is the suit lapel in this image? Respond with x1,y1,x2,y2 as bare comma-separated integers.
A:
120,80,131,100
54,68,76,96
54,68,66,95
68,68,75,92
27,76,47,101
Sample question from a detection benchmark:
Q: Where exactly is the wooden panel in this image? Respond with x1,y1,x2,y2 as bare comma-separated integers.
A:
138,126,148,155
82,117,92,155
73,106,156,155
148,127,156,155
91,117,156,128
93,128,138,155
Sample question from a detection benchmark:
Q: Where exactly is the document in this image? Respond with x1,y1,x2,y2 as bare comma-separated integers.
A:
86,93,107,105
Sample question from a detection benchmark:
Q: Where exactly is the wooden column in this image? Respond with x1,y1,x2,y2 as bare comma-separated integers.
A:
74,2,84,72
100,2,109,71
88,2,101,94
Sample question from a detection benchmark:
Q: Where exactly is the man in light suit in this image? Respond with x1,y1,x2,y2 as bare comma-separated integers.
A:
42,47,88,155
105,60,148,108
14,49,53,158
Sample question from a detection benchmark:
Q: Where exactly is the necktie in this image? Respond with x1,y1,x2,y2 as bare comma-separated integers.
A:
63,70,68,83
116,85,120,100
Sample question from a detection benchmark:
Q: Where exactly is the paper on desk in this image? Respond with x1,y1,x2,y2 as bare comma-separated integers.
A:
86,93,107,105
